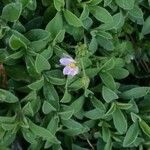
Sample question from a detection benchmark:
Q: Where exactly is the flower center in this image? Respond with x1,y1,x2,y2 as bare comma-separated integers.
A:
68,63,76,68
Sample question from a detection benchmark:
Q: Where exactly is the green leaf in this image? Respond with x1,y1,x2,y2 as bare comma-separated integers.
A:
131,112,141,123
82,17,93,29
104,138,112,150
121,87,149,99
80,4,89,20
84,109,104,120
43,82,59,102
116,102,132,110
46,12,63,38
2,2,22,22
5,65,29,82
43,83,59,110
97,36,114,51
22,128,37,144
21,118,33,131
30,97,41,115
19,0,30,7
63,10,83,27
35,54,50,74
70,96,85,114
72,144,88,150
53,29,65,45
25,29,50,41
28,119,60,144
63,127,89,136
0,89,18,103
139,120,150,138
89,0,103,5
1,123,16,131
21,91,37,102
68,78,84,90
47,116,59,135
100,72,116,90
54,0,64,11
105,102,116,116
102,126,111,142
128,6,143,21
44,116,59,148
28,76,44,91
25,56,39,78
102,86,118,103
0,131,16,146
60,90,71,103
62,119,83,129
40,45,53,60
46,70,66,85
42,101,56,114
59,109,74,120
97,31,113,40
123,122,139,147
142,16,150,35
115,0,135,10
128,100,139,114
113,108,127,134
27,0,37,10
85,67,100,78
90,6,113,24
22,102,34,117
109,68,129,79
0,115,16,123
6,50,24,60
104,0,112,7
100,58,115,71
26,29,50,52
91,97,106,112
42,0,51,6
62,119,89,136
89,37,98,54
9,34,27,50
113,12,125,30
12,30,30,46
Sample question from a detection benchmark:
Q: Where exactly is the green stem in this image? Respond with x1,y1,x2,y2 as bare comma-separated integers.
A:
65,76,72,91
66,0,70,10
65,76,69,91
81,58,86,77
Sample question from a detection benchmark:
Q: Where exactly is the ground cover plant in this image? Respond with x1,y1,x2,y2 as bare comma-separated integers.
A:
0,0,150,149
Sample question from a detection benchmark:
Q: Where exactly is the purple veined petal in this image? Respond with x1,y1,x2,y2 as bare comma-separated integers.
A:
60,57,75,66
63,66,72,75
69,67,79,76
63,66,79,76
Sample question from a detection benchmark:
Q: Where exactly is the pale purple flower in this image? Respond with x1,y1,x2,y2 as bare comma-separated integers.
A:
60,56,79,76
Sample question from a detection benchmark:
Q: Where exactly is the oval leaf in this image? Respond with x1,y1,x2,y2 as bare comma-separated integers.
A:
123,122,139,147
0,89,18,103
64,10,83,27
113,108,127,134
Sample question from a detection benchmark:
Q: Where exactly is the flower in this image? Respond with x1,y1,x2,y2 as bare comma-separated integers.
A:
60,56,79,76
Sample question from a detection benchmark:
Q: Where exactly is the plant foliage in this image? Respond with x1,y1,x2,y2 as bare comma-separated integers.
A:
0,0,150,149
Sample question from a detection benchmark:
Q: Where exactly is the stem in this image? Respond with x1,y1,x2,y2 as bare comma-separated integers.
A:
81,58,86,77
65,76,72,91
66,0,70,10
65,76,69,91
86,138,94,150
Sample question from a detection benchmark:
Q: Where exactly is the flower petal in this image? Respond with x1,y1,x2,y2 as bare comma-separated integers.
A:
60,57,75,66
70,67,79,76
63,66,79,76
63,66,72,75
